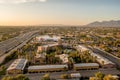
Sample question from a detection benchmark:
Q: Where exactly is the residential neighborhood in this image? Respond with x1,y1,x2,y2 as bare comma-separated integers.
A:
0,27,120,80
0,0,120,80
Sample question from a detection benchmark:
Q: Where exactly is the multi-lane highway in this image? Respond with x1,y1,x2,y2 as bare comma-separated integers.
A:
0,31,38,64
88,47,120,68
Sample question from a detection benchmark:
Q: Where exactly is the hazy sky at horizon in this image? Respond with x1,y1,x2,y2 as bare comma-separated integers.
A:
0,0,120,26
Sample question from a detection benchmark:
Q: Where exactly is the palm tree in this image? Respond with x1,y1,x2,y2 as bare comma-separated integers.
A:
32,51,36,63
60,74,69,79
103,74,118,80
95,72,104,80
101,61,104,68
41,73,50,80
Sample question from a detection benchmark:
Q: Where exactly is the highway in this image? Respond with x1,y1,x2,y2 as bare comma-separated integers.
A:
88,47,120,68
0,31,38,64
0,31,37,55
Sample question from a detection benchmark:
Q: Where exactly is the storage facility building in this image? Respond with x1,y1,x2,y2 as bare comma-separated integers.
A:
7,59,27,74
74,63,99,70
90,52,116,68
28,64,68,73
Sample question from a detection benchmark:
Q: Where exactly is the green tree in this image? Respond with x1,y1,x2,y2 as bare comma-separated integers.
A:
60,74,69,79
95,72,105,80
41,73,50,80
2,76,15,80
2,74,29,80
0,66,6,75
103,75,117,80
15,74,29,80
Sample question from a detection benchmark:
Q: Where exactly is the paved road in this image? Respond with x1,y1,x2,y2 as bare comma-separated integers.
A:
0,31,38,64
1,69,119,80
25,68,120,80
88,47,120,68
0,31,37,55
79,68,120,77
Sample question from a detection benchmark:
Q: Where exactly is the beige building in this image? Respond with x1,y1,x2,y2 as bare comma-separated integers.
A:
37,43,59,53
36,35,61,42
56,54,69,63
70,73,81,78
7,59,27,74
76,45,90,52
74,63,99,70
35,52,46,64
90,52,116,68
28,64,68,73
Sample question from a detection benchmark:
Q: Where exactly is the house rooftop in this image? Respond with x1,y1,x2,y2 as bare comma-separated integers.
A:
28,64,68,70
7,59,27,71
42,43,59,48
71,73,81,78
76,45,90,52
74,63,99,67
91,52,115,65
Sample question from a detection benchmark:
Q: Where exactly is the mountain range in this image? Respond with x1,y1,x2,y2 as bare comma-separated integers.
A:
86,20,120,27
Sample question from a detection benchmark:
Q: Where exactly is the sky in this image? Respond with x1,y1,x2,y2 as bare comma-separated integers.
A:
0,0,120,26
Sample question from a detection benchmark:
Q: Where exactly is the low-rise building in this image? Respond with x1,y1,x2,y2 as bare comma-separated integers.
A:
91,52,116,68
57,54,69,63
36,35,61,42
37,43,59,53
76,45,90,52
35,53,46,64
7,59,27,74
70,73,81,78
74,63,99,70
28,64,68,73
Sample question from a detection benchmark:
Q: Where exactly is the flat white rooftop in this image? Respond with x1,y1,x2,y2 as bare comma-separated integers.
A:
36,35,61,41
42,43,59,48
71,73,81,78
76,45,90,52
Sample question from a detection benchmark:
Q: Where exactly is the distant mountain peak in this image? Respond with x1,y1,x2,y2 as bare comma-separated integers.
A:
87,20,120,27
